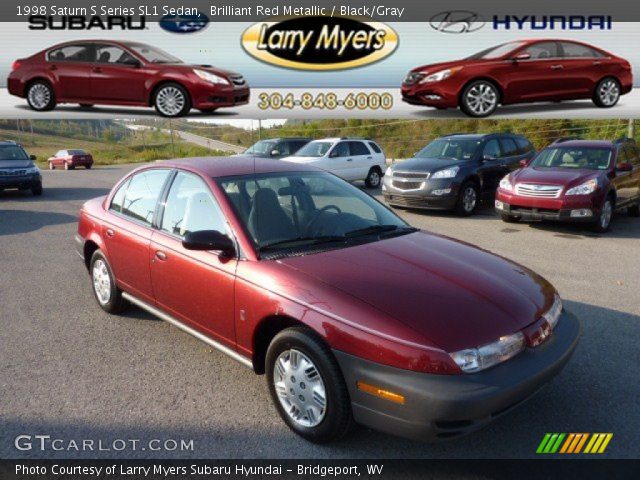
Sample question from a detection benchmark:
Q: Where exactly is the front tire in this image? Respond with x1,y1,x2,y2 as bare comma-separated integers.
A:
266,326,353,443
592,198,614,233
460,80,499,117
31,184,43,196
455,182,479,216
26,81,56,111
90,250,126,314
365,167,382,188
48,162,54,170
593,77,621,108
153,83,191,117
501,214,519,223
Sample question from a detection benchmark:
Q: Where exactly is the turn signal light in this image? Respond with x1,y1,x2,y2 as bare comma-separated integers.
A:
11,60,21,71
356,381,405,405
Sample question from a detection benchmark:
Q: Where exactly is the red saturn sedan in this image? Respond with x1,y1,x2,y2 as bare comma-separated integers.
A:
48,149,93,170
76,157,579,442
496,138,640,232
8,40,250,117
402,39,632,117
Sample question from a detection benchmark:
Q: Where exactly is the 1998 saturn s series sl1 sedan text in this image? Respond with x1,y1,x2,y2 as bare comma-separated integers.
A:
76,157,580,443
8,40,250,117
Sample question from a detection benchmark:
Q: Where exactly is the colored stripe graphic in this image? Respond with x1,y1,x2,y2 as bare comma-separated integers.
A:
538,433,613,454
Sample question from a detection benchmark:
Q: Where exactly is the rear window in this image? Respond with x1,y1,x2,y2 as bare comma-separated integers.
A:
499,138,518,157
560,42,603,58
114,169,171,225
368,142,382,154
48,44,94,62
348,141,371,156
68,150,87,155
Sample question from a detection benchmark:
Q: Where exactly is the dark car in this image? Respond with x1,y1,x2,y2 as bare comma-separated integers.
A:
76,156,579,443
47,149,93,170
383,133,536,215
496,138,640,232
0,141,42,196
235,138,312,159
402,39,633,117
8,40,250,117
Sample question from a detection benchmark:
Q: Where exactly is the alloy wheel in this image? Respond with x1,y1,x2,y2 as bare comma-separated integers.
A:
464,83,498,116
600,200,613,230
28,83,51,110
92,259,111,305
598,80,620,106
462,186,477,213
368,171,381,187
273,349,327,428
156,86,186,116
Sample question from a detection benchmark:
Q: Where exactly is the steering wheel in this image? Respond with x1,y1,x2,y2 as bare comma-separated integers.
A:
305,205,342,235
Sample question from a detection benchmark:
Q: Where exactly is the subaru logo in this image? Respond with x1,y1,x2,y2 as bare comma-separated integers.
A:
430,11,485,34
159,12,209,34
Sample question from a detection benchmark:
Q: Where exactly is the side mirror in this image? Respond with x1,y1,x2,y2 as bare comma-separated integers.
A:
616,162,633,172
29,155,37,161
182,230,235,257
270,149,280,156
121,58,141,68
483,154,496,162
512,52,531,62
519,158,530,168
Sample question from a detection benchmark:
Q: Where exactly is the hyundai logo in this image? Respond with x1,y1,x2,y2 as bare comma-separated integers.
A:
429,11,485,34
159,12,209,34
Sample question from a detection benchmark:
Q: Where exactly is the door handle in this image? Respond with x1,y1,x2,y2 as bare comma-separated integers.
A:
593,61,602,66
93,66,102,73
367,156,372,160
105,228,115,237
49,65,57,71
550,64,564,70
155,251,167,261
346,158,353,162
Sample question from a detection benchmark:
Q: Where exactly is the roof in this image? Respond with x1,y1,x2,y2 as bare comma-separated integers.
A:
549,140,615,148
444,133,512,139
158,156,320,178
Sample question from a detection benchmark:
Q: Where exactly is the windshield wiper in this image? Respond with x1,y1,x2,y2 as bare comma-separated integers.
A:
259,235,345,251
344,225,417,238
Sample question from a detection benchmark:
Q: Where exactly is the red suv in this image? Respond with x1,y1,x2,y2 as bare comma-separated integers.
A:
76,157,579,442
496,138,640,232
402,39,632,117
8,40,250,117
48,149,93,170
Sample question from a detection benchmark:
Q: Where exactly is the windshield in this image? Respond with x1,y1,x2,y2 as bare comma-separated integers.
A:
530,147,612,170
0,145,29,161
467,41,525,60
244,140,278,155
68,149,87,155
415,138,481,161
125,43,182,64
293,142,333,157
218,171,412,255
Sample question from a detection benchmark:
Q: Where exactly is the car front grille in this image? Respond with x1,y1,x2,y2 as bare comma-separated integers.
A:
391,171,429,190
392,180,424,190
0,169,26,176
229,75,246,86
515,184,562,198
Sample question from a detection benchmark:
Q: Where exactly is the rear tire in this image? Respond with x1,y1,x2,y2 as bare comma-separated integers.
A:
86,164,92,170
455,182,479,216
266,326,353,444
365,167,382,188
628,203,640,217
593,77,621,108
26,80,56,111
90,250,126,314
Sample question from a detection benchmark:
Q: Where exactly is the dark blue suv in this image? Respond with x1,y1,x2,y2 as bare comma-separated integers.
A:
0,141,42,196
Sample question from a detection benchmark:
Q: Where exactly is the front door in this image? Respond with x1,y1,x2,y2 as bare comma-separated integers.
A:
90,44,147,102
478,138,505,191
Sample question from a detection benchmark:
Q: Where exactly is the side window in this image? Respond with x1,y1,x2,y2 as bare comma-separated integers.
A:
95,44,137,64
161,172,227,237
515,137,534,155
47,45,94,62
109,179,130,214
616,147,630,167
276,142,291,156
522,42,559,59
499,138,518,157
56,150,65,157
483,139,501,159
368,141,382,154
349,141,371,156
120,169,171,226
330,142,349,158
560,42,601,58
291,141,308,153
627,146,640,166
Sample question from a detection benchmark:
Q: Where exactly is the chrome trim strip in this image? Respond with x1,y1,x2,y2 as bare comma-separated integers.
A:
122,292,253,369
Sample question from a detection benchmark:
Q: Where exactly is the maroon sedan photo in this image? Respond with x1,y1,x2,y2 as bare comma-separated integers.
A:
402,39,633,117
76,157,579,442
48,149,93,170
496,138,640,232
8,40,250,117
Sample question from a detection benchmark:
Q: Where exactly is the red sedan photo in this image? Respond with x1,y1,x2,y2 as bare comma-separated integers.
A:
76,157,579,443
48,149,93,170
496,138,640,232
8,40,250,117
402,39,633,117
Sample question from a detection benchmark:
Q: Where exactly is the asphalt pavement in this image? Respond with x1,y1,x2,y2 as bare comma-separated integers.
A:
1,164,639,459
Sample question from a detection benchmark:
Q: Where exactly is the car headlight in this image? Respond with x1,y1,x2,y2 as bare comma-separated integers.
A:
499,175,513,191
565,179,598,196
385,166,392,176
193,69,230,85
25,166,40,175
542,295,563,330
419,67,463,84
431,166,459,179
450,332,526,373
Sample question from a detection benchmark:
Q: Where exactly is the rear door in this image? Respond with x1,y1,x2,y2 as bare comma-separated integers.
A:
46,44,94,99
90,44,147,102
324,142,353,180
150,170,237,345
614,145,637,206
103,168,171,303
347,141,374,180
628,145,640,202
498,137,522,172
53,150,66,167
558,41,605,97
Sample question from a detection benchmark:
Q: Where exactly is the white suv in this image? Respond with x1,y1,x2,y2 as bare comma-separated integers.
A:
283,138,386,188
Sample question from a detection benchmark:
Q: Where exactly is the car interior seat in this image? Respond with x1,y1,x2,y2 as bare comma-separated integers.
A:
247,188,296,246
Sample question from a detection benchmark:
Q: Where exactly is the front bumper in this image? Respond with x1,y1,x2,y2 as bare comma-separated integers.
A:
383,177,460,210
334,310,580,441
192,83,250,109
0,174,41,190
401,81,460,108
495,190,600,223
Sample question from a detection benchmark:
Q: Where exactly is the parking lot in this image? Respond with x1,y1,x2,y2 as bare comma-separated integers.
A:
1,164,639,459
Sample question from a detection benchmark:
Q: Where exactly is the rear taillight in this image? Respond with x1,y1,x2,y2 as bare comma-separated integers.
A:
11,60,21,71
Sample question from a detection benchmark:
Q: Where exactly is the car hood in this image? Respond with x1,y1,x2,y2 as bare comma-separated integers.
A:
282,156,322,164
511,167,602,186
277,231,556,352
0,159,33,169
392,156,473,173
163,63,241,78
410,58,482,75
